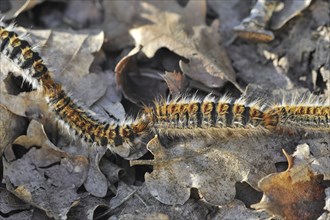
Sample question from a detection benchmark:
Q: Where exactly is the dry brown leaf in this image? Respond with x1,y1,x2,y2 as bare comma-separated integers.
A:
41,30,103,77
0,91,48,118
0,105,28,156
111,183,268,219
129,1,242,91
0,87,139,195
83,146,108,198
115,46,167,105
0,91,59,146
39,29,106,105
99,0,206,51
163,70,187,97
138,0,206,26
252,144,329,220
91,70,124,121
115,46,141,92
67,194,109,220
2,120,89,219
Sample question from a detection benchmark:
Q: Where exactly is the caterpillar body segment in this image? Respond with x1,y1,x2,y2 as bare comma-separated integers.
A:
0,24,48,88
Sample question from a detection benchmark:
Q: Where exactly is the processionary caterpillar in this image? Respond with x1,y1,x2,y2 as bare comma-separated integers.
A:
0,22,329,153
0,21,149,150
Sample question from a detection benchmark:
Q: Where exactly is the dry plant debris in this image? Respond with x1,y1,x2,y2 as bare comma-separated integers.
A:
3,120,89,219
129,1,241,91
252,144,329,219
0,0,329,219
130,122,329,208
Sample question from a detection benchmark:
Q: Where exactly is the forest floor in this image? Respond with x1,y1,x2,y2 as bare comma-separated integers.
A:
0,0,329,219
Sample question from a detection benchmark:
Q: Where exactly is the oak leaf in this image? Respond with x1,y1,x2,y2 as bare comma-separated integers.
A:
130,133,308,206
129,1,242,91
252,144,329,220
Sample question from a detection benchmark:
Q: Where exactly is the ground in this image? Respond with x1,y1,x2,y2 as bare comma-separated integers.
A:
0,0,329,219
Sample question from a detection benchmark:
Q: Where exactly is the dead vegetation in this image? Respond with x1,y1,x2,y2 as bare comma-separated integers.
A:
0,0,329,219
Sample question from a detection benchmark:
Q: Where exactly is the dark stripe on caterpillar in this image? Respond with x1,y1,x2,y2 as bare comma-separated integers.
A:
225,102,234,127
185,111,189,128
242,106,250,126
196,102,202,128
114,125,123,146
210,101,217,127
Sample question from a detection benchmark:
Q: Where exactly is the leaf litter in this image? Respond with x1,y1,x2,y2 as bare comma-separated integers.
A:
2,120,89,219
0,0,329,219
252,143,330,219
129,0,242,91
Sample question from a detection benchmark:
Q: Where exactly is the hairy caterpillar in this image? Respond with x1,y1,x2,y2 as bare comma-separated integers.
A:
0,21,149,151
0,22,329,153
143,96,274,138
144,95,329,137
264,97,329,131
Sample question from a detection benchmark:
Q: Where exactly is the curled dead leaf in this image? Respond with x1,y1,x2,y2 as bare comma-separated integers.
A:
115,46,167,105
163,70,187,97
67,195,109,220
252,144,329,220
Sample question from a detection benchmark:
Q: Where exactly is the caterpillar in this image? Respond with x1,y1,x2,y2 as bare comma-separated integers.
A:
0,21,150,151
144,94,329,137
143,96,274,138
0,22,329,154
264,97,330,131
